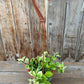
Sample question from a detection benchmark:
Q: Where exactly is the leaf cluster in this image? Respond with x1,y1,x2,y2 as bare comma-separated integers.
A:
17,51,67,84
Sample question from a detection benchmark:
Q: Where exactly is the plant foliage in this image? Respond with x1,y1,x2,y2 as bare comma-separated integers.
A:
17,51,67,84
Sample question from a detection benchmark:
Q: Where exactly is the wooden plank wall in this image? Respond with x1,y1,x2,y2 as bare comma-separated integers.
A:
0,0,84,62
0,0,46,61
47,0,84,62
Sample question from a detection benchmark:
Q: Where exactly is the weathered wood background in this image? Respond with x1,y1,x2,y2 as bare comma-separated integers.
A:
0,0,84,62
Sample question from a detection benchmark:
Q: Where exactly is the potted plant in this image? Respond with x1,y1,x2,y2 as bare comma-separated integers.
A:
17,51,66,84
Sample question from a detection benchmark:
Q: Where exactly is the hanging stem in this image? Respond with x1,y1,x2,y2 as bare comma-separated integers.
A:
42,22,46,74
32,0,45,21
31,0,46,74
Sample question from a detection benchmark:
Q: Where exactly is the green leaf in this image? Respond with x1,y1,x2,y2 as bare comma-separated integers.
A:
45,71,53,77
56,54,60,57
49,62,56,70
17,58,22,61
50,55,53,59
49,61,55,65
32,71,36,77
28,79,32,84
52,57,56,61
46,64,50,68
37,71,42,78
44,81,51,84
61,62,64,67
25,65,29,69
35,82,39,84
42,75,47,81
37,56,42,62
58,68,64,74
17,57,25,62
37,66,42,70
50,66,56,70
25,58,29,63
46,57,50,62
44,51,48,56
64,66,67,69
18,61,22,64
30,58,34,65
29,71,36,77
56,62,61,67
53,52,56,57
22,56,25,61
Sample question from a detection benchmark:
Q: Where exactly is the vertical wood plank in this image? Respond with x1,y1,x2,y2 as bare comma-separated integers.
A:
60,0,67,61
0,0,17,60
0,0,8,60
11,0,31,59
79,20,84,62
28,0,34,58
0,30,6,58
63,0,84,61
10,0,20,58
75,1,84,61
47,1,53,53
49,23,53,54
47,0,66,56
